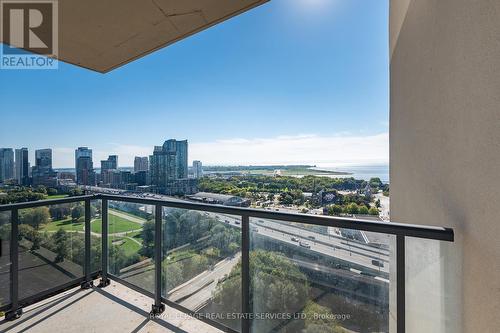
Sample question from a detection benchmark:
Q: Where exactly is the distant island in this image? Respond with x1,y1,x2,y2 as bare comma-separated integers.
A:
202,165,352,177
54,165,354,177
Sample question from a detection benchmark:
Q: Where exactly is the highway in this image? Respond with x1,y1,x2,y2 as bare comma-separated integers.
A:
85,188,391,277
207,212,390,276
167,253,241,311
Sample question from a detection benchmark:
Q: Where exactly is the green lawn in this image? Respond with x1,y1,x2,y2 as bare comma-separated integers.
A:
109,209,147,222
110,236,142,256
125,230,143,240
42,213,141,235
46,194,70,199
42,218,84,232
92,214,142,234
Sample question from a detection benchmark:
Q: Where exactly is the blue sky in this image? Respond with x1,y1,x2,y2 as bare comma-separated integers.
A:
0,0,389,167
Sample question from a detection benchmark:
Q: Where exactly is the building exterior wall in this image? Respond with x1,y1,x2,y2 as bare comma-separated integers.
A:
15,148,29,186
75,147,95,185
150,140,191,194
193,160,203,179
134,156,149,173
0,148,15,182
35,149,52,169
390,0,500,332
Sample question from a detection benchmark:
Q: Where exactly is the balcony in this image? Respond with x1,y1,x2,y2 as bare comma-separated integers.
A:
0,195,454,333
0,279,222,333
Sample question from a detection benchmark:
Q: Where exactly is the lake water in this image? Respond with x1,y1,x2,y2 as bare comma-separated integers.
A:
313,164,390,183
56,164,390,183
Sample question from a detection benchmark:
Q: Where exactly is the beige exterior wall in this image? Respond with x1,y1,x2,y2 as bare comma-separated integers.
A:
390,0,500,332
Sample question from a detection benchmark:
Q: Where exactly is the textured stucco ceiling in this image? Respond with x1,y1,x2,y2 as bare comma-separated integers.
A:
1,0,268,73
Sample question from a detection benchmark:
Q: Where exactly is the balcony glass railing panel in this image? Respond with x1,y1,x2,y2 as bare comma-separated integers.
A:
90,199,102,273
162,207,243,331
18,202,85,300
0,211,11,307
107,201,155,293
249,217,394,333
0,195,455,332
405,237,460,333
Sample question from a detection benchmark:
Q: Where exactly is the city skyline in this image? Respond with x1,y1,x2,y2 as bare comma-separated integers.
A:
0,0,389,168
0,133,389,169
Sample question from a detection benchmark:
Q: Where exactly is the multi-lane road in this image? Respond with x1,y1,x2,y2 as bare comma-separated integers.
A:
208,212,390,276
85,188,391,280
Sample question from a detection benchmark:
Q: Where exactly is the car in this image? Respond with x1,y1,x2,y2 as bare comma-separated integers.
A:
299,241,311,249
307,235,316,240
291,237,300,242
234,220,241,225
371,260,384,268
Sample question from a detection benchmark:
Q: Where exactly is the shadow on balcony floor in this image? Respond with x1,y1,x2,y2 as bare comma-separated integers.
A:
0,280,223,333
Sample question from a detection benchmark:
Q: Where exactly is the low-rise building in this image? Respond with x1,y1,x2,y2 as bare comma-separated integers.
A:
187,192,250,207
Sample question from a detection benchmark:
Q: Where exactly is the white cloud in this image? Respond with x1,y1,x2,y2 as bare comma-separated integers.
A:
190,133,389,166
52,147,76,168
52,133,388,168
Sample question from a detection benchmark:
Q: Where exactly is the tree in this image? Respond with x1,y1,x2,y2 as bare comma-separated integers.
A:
375,198,381,208
214,251,309,332
328,205,343,216
18,224,43,251
279,192,294,205
20,207,50,229
108,245,127,274
369,177,383,189
50,205,71,220
47,188,58,196
71,205,85,222
69,188,83,196
369,207,379,216
228,242,239,256
162,259,184,292
182,254,209,278
30,229,42,251
34,186,47,194
346,203,359,215
303,301,347,333
140,220,155,258
53,229,69,262
359,205,369,215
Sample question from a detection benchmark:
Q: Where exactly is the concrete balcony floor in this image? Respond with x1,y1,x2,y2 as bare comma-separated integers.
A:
0,280,223,333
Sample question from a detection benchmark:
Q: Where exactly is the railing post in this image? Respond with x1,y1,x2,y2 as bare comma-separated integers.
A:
98,198,110,287
396,235,406,333
150,204,165,316
241,215,251,333
6,208,22,320
81,199,93,289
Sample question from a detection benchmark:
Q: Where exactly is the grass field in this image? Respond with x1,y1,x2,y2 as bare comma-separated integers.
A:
42,213,142,235
109,209,148,222
42,218,84,232
125,230,142,240
39,213,144,261
91,214,142,234
46,194,70,199
110,236,142,256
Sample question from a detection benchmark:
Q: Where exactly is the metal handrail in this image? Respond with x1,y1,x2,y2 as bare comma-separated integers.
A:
0,194,454,241
0,194,95,211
